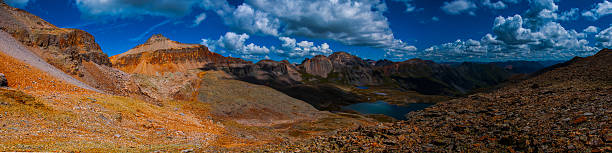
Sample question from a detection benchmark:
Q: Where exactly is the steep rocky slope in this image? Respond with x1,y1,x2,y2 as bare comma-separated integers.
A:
303,52,382,85
258,49,612,152
110,34,250,76
0,30,98,92
0,2,143,96
0,63,222,152
0,2,110,72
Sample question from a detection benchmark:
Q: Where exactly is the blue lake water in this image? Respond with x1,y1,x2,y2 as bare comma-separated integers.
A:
356,86,369,89
342,101,432,120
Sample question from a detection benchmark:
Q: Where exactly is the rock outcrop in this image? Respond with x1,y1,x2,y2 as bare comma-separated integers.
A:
0,30,101,92
0,2,111,74
203,59,302,87
0,73,6,87
0,2,141,95
301,55,333,78
299,52,381,85
111,34,250,76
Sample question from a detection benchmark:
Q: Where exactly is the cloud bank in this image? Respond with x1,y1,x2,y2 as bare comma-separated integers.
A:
199,0,416,59
582,0,612,21
420,0,600,62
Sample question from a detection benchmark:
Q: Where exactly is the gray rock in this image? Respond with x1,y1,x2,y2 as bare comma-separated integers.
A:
0,73,6,87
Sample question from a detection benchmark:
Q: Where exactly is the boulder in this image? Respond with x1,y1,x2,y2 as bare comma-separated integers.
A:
0,73,6,87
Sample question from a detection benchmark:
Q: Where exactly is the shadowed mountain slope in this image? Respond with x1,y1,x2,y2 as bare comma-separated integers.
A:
208,51,512,110
257,49,611,152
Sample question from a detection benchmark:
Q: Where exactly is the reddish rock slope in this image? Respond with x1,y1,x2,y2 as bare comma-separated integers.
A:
0,2,138,95
110,34,250,76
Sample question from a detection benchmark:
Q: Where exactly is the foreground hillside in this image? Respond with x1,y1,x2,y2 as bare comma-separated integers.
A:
0,47,369,151
256,49,612,152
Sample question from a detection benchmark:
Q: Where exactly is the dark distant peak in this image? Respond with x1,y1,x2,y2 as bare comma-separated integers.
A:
329,51,362,60
329,51,353,57
375,59,394,67
146,34,170,43
594,48,611,57
256,59,279,64
402,58,434,64
459,61,490,66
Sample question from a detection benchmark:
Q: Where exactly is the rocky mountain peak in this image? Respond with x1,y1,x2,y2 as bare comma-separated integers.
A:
110,34,249,76
114,34,200,58
145,34,170,44
329,51,354,58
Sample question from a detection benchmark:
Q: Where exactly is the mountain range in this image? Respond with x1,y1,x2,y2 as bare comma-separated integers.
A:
0,1,609,152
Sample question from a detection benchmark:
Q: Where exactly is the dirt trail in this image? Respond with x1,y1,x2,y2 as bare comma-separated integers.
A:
0,30,100,92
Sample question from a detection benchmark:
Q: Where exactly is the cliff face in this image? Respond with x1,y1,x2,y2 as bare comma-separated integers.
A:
203,60,303,87
328,52,381,85
0,2,111,75
301,55,333,78
111,34,250,76
299,52,381,86
0,2,145,96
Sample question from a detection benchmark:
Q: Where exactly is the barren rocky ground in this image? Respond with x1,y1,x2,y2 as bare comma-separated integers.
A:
254,49,612,152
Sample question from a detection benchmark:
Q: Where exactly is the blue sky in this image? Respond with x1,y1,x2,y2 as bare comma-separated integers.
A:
6,0,612,62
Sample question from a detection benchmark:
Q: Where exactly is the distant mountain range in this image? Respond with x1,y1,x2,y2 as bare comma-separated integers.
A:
442,60,565,74
104,33,573,110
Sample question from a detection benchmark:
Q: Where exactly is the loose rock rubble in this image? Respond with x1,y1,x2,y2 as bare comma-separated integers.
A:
254,49,612,152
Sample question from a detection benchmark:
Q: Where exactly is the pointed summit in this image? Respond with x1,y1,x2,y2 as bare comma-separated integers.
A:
145,34,170,44
114,34,200,58
110,33,249,75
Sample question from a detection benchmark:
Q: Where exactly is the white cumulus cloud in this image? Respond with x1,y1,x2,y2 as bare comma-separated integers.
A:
483,0,507,10
595,26,612,48
201,32,270,57
421,0,599,62
582,0,612,20
200,0,417,59
273,37,334,59
441,0,477,15
584,26,599,33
